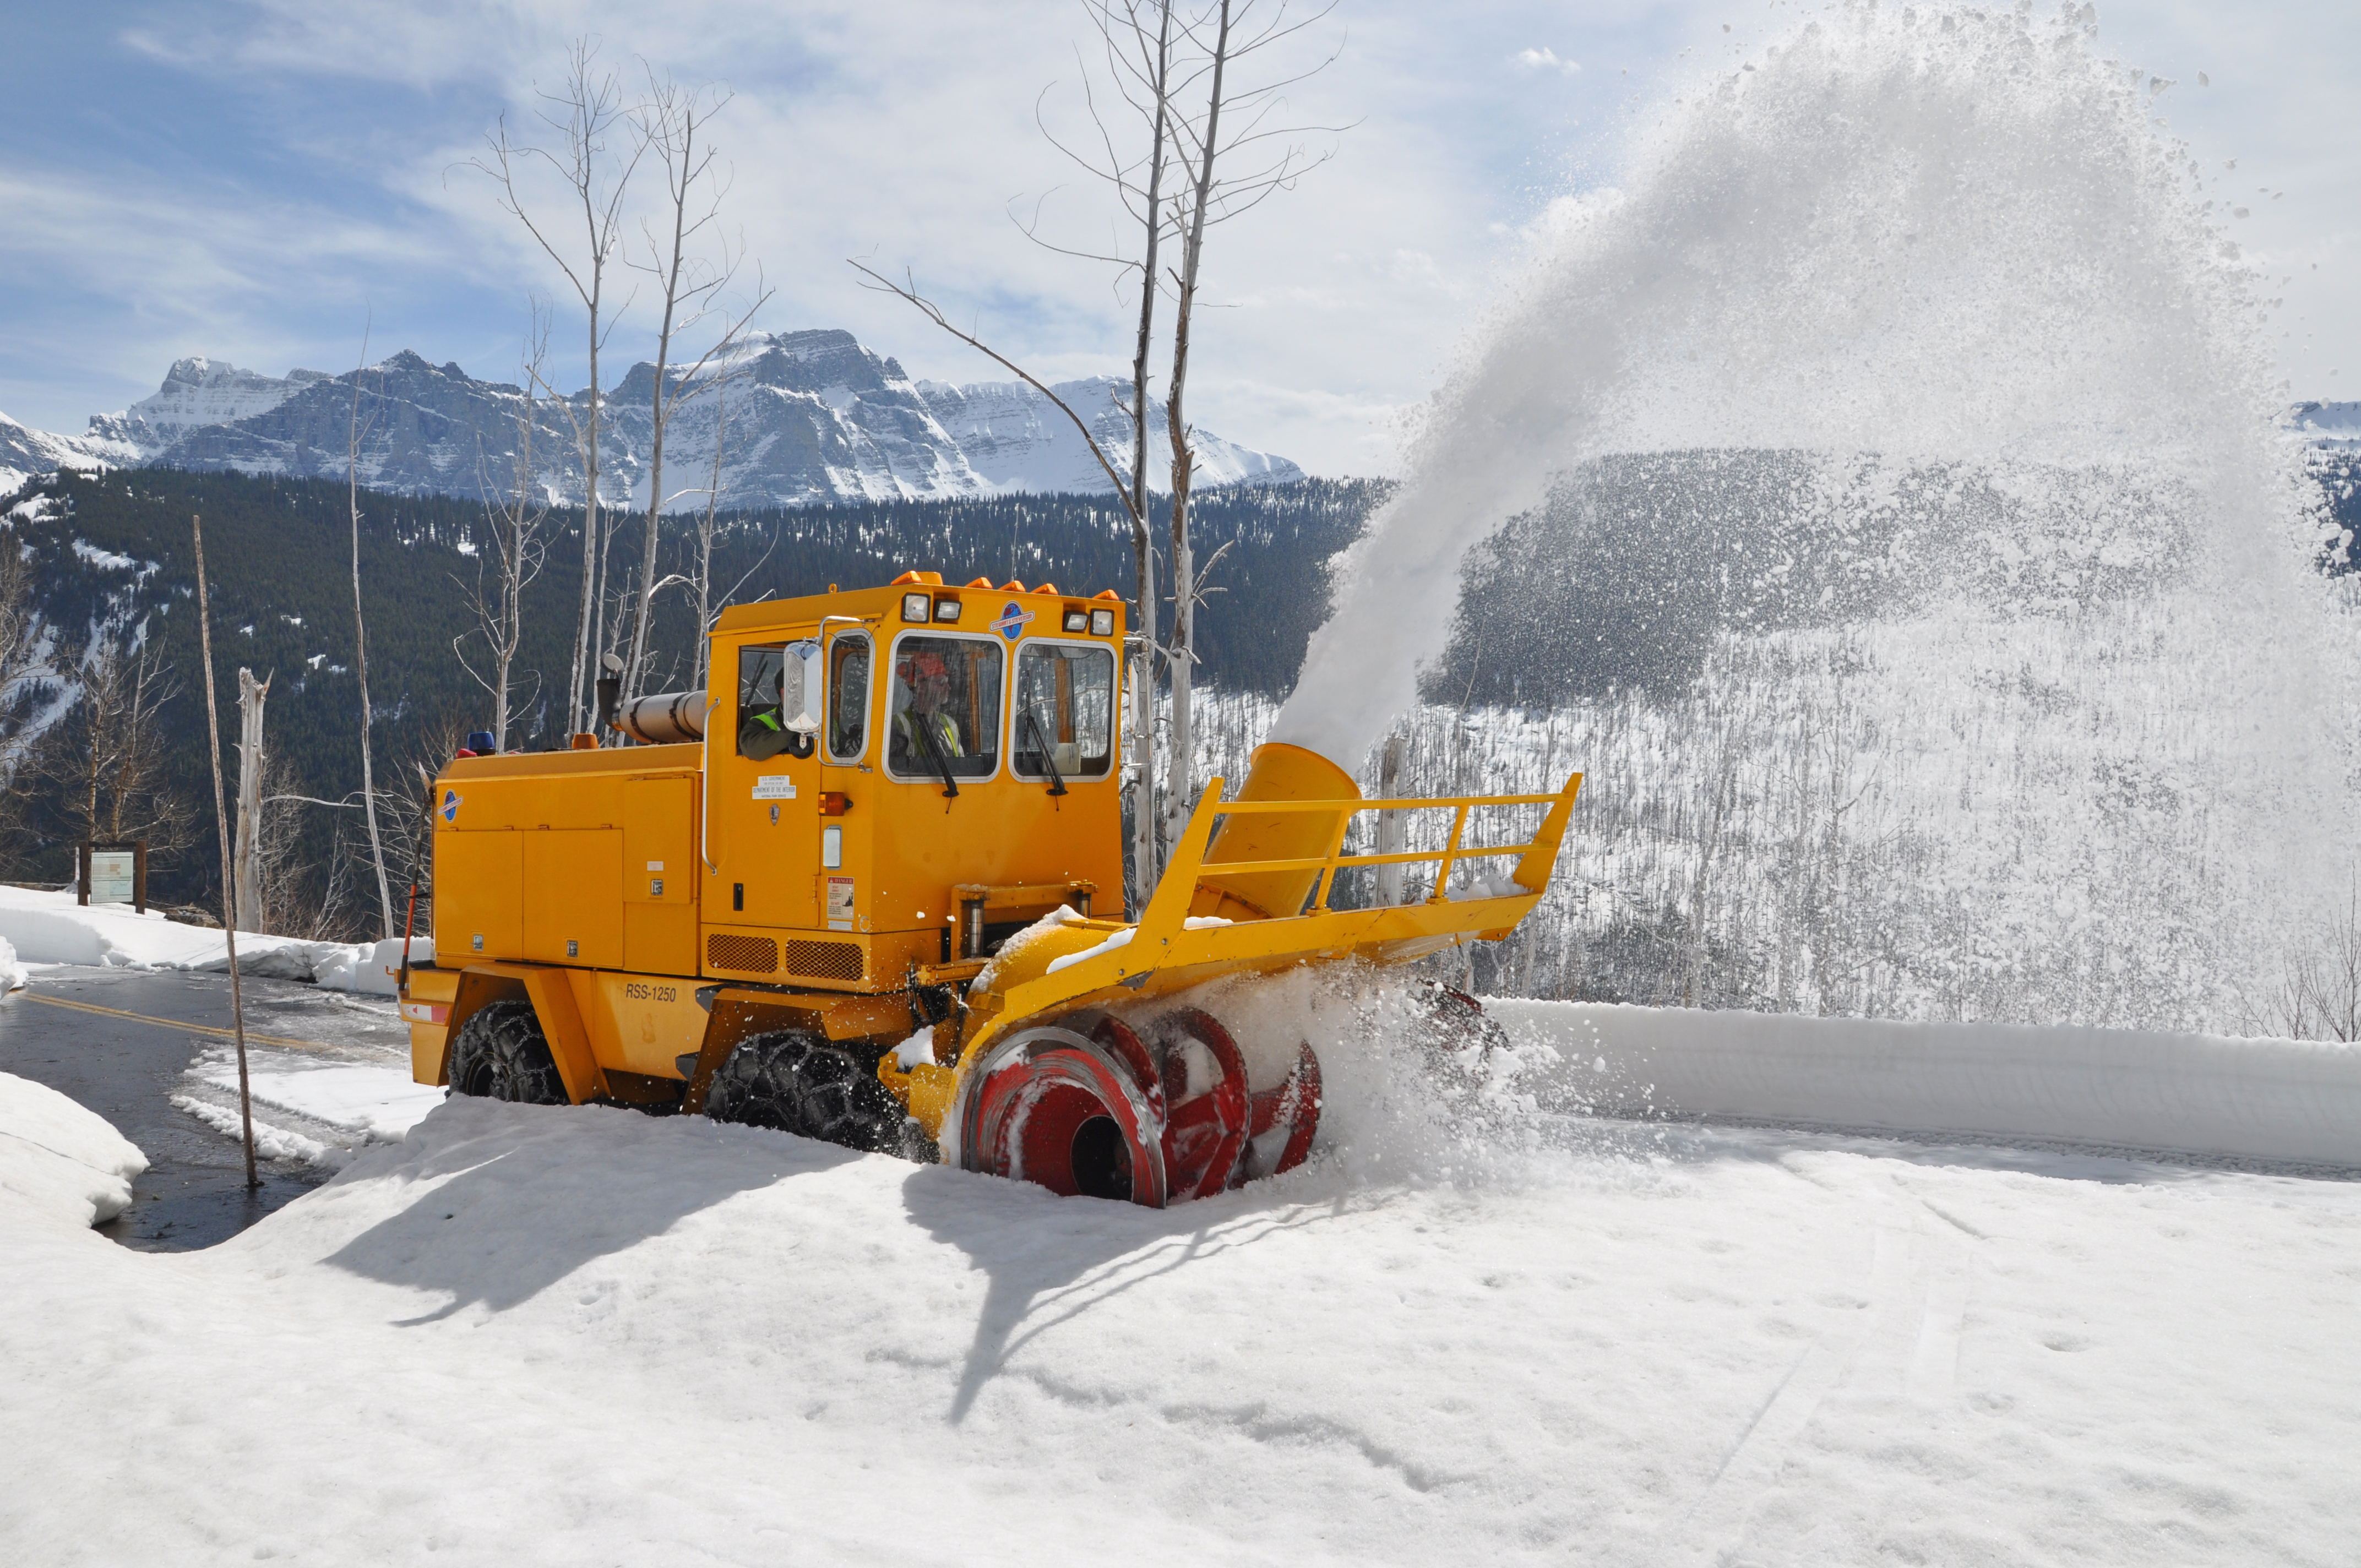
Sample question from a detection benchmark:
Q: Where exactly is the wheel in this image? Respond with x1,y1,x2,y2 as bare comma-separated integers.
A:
705,1030,906,1154
445,999,569,1106
958,1025,1169,1205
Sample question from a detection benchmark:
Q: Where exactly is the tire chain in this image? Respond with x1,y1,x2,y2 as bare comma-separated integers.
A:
706,1029,906,1155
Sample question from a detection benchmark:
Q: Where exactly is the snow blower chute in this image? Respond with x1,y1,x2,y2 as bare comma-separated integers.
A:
399,570,1581,1205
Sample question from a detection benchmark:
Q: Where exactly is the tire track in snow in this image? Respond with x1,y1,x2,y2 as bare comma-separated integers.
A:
1649,1172,1985,1565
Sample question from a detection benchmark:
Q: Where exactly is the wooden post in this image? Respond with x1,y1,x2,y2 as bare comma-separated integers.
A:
192,515,259,1190
234,667,270,934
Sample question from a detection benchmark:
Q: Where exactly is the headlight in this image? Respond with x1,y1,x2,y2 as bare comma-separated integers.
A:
1063,608,1088,634
901,592,930,622
1090,608,1116,637
933,598,962,622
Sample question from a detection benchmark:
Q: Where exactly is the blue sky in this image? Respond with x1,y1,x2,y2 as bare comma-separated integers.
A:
1,1,2351,475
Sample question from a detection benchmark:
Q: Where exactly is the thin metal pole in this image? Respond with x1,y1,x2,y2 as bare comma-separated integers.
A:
192,515,259,1190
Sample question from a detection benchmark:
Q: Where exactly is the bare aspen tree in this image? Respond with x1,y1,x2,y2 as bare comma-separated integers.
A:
693,393,726,690
693,390,728,691
621,73,772,708
38,634,190,856
0,529,46,815
190,515,258,1188
865,0,1335,910
346,335,394,937
1156,0,1339,858
1029,0,1180,911
459,308,554,749
469,39,643,734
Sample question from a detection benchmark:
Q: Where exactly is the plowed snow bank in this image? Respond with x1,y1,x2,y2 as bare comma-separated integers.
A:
0,885,426,992
0,1070,148,1227
1497,1000,2361,1166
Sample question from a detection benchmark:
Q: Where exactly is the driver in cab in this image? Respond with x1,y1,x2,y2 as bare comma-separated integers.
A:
893,650,963,767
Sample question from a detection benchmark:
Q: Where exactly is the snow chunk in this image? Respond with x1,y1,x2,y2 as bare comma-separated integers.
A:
892,1027,939,1071
1046,927,1133,974
1448,870,1531,901
186,1055,444,1144
967,905,1088,994
170,1095,342,1168
0,1070,148,1228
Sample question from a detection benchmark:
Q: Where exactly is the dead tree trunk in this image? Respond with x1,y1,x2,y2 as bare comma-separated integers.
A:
234,667,268,933
349,353,393,938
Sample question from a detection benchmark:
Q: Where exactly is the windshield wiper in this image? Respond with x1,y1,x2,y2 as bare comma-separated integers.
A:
1023,707,1068,797
910,708,959,799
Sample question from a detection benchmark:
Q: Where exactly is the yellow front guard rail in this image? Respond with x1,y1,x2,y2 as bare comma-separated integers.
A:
883,770,1584,1142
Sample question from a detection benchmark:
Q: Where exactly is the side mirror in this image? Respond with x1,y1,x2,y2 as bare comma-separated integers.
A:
780,640,823,737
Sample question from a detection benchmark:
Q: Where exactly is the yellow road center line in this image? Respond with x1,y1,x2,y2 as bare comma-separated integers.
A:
14,991,339,1053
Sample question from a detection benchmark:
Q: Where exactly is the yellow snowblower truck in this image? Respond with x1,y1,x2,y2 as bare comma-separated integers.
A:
399,570,1582,1205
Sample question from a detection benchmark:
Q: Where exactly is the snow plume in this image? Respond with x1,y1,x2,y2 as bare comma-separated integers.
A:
1274,3,2353,1030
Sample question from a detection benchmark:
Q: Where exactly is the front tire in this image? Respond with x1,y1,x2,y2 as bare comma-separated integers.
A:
445,999,569,1105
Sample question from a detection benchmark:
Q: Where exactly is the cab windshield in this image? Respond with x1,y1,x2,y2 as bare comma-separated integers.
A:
886,635,1002,780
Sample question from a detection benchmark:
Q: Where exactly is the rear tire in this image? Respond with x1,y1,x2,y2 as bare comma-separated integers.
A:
445,999,569,1106
705,1031,906,1155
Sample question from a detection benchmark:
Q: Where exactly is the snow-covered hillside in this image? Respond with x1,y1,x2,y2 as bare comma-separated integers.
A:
0,410,130,497
5,330,1301,509
2287,400,2361,450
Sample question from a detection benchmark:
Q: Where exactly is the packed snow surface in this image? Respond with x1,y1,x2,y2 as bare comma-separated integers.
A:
4,1055,2357,1563
0,1070,148,1228
187,1051,444,1146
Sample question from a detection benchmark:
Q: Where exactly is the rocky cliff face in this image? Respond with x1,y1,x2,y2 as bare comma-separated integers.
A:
24,329,1300,509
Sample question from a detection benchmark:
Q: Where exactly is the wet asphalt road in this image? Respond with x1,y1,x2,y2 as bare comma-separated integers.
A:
0,968,414,1251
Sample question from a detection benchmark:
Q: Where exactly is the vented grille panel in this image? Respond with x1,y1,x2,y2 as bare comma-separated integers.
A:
706,933,778,974
784,939,863,981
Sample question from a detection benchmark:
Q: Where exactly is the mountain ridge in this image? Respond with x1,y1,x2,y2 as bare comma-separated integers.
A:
4,329,1301,510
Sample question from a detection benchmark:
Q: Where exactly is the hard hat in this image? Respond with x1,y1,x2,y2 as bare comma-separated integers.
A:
898,651,950,682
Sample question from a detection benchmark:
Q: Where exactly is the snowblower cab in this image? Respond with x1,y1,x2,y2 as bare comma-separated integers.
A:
400,568,1582,1207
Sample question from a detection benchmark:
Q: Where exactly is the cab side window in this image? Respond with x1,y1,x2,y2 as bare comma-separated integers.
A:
1012,643,1117,780
737,645,814,760
828,635,871,762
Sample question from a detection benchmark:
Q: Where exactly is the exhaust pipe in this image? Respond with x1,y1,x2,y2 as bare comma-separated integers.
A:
594,652,625,736
613,690,710,745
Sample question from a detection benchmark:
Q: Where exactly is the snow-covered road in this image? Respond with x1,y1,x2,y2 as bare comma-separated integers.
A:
6,1074,2357,1564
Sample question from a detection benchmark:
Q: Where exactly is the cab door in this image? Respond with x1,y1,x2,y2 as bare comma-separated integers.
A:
706,631,823,937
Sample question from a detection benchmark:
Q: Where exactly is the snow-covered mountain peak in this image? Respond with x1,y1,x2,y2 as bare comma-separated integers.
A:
99,357,328,448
